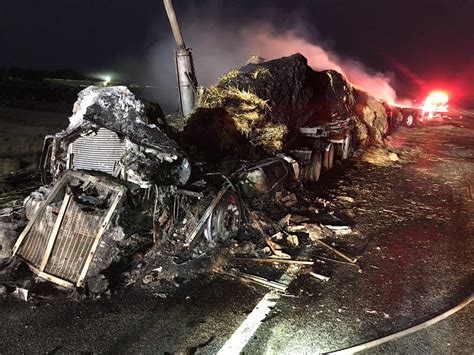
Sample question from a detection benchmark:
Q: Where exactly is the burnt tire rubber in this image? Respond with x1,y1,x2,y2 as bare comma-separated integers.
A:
323,144,334,170
334,143,344,159
211,191,241,242
342,135,353,160
302,164,312,184
403,114,416,128
310,151,322,182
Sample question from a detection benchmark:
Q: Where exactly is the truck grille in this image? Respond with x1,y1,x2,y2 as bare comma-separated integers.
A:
13,171,125,288
70,128,126,177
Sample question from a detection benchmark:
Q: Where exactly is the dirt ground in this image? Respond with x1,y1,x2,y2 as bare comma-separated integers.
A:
0,118,473,354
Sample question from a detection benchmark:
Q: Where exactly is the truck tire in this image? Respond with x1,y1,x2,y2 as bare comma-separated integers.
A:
210,191,241,242
403,113,416,128
323,143,334,170
342,135,353,160
310,151,322,182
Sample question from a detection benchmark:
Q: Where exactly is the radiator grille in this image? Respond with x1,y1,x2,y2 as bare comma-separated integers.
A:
14,171,124,287
70,128,126,177
43,198,105,283
17,209,57,267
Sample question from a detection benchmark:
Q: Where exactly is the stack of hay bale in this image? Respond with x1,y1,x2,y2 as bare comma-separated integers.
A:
182,53,390,159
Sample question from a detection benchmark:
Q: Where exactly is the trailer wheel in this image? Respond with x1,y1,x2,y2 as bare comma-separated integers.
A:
210,191,241,242
323,143,334,170
310,151,322,182
403,114,416,128
342,135,353,160
302,163,312,184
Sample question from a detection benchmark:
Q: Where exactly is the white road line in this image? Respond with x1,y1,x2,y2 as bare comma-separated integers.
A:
217,265,301,355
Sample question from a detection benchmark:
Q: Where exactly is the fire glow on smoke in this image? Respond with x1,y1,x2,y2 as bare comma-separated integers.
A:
143,15,416,110
248,29,406,106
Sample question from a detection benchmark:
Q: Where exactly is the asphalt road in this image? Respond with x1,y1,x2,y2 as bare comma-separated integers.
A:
0,118,473,354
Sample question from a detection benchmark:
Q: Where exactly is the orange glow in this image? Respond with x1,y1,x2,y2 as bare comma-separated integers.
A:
422,91,449,115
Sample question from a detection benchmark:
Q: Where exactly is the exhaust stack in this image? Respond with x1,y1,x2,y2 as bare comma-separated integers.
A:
163,0,197,118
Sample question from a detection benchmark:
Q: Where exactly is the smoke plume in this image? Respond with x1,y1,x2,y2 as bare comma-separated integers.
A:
125,8,408,112
244,27,401,105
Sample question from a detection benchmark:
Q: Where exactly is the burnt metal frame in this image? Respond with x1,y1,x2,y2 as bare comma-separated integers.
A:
184,184,230,247
242,159,290,193
12,170,125,288
39,135,54,185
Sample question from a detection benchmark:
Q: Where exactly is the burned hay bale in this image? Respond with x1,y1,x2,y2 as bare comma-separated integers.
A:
183,54,356,158
391,106,404,127
230,54,355,130
184,82,287,157
353,90,388,147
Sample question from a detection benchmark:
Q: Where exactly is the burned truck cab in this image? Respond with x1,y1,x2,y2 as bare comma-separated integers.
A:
41,86,191,188
14,86,241,290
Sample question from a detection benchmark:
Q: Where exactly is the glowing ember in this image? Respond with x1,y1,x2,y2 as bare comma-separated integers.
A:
422,91,449,115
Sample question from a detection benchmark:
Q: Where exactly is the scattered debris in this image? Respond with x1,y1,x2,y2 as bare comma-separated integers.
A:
309,272,330,282
0,221,21,261
323,224,352,231
280,193,299,207
337,196,355,204
286,223,323,241
13,287,28,301
312,239,358,264
361,147,400,167
249,211,280,254
234,258,314,266
286,235,299,247
316,256,361,269
223,270,288,292
0,207,13,217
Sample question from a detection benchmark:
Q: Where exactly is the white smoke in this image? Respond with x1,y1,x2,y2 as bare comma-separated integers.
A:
244,27,401,105
119,10,409,111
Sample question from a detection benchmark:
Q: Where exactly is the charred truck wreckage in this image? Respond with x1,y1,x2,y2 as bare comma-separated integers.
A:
9,85,244,292
1,1,402,297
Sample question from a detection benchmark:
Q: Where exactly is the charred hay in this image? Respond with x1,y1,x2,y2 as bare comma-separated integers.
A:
353,90,389,147
183,54,391,157
183,54,356,158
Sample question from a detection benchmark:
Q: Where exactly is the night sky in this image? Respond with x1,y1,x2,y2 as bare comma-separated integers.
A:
1,0,473,106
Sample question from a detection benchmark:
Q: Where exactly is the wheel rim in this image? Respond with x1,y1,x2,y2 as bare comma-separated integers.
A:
211,192,241,242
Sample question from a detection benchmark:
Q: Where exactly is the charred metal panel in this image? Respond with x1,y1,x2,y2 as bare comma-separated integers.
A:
13,171,125,288
43,198,105,284
16,209,57,268
69,128,125,177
